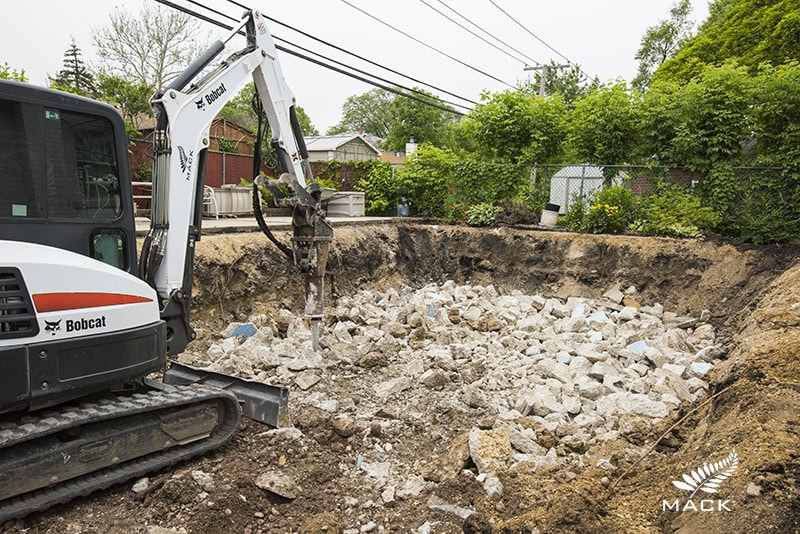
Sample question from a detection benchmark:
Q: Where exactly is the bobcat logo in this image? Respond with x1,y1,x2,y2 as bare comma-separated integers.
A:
195,98,206,111
44,319,61,335
178,146,193,180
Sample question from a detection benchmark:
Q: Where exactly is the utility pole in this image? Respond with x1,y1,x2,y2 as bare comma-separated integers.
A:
523,63,570,97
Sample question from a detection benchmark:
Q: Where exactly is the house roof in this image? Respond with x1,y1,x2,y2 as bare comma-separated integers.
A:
380,151,405,165
304,133,381,155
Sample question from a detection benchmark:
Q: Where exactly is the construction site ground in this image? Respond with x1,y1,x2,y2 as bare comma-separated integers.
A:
4,221,799,534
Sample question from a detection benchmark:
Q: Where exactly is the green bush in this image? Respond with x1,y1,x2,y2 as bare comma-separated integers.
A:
465,204,502,226
637,183,720,237
441,187,469,222
352,161,398,215
588,186,637,233
562,194,590,232
562,186,637,234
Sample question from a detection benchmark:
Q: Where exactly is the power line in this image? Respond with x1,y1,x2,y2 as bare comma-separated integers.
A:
275,36,471,111
487,0,593,81
221,0,478,105
338,0,516,89
417,0,528,66
428,0,541,67
153,0,465,117
263,18,478,106
182,0,470,110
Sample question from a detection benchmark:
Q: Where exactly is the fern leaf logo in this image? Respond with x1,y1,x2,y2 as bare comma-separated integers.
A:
672,449,739,499
178,146,188,173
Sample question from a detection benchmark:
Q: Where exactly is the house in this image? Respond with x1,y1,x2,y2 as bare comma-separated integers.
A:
304,133,381,161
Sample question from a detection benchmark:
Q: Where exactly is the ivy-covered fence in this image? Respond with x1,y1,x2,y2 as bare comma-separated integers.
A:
533,164,798,242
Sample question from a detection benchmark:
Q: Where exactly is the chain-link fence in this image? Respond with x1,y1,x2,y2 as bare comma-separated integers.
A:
532,164,698,214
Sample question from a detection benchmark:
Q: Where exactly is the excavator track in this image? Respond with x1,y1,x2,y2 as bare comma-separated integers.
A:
0,382,241,522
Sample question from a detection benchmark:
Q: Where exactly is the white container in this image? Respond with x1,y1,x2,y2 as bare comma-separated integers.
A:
213,186,253,216
540,209,559,226
326,192,365,217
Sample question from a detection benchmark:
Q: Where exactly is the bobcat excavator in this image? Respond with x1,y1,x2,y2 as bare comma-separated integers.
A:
0,9,331,521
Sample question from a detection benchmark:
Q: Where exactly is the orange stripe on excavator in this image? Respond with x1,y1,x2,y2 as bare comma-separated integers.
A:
33,293,153,313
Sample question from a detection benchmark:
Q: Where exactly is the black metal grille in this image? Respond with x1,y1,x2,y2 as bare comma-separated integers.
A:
0,268,38,339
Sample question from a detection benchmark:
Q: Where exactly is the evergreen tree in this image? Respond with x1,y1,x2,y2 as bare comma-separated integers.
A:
50,39,96,96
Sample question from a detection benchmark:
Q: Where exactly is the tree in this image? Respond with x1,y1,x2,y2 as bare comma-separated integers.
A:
218,82,318,135
92,2,205,91
327,88,394,137
383,87,457,152
567,81,643,181
0,62,27,82
462,89,568,164
632,0,694,91
95,74,154,133
217,82,318,171
520,62,596,104
655,0,800,83
642,63,753,214
50,39,96,96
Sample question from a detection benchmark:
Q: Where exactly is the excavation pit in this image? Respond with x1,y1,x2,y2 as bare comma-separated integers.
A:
8,223,800,534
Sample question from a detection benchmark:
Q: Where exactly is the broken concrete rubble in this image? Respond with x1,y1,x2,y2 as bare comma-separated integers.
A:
181,279,721,506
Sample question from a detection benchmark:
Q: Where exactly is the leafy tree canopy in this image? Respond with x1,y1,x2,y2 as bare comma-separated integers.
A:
0,62,27,82
655,0,800,83
95,73,154,133
632,0,694,91
327,88,394,138
462,89,568,164
383,87,458,152
567,81,643,170
519,62,598,104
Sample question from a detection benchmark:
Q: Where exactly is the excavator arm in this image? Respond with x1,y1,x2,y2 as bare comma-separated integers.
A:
139,9,332,354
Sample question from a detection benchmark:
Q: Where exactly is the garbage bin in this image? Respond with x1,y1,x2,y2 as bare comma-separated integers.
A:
540,203,560,226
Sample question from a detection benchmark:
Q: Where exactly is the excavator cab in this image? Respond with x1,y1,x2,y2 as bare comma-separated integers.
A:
0,79,169,416
0,80,138,273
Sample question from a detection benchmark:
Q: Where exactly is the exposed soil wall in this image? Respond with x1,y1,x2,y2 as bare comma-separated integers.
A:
191,224,797,336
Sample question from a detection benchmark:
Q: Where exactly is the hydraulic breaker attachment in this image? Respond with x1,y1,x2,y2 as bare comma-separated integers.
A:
292,204,333,352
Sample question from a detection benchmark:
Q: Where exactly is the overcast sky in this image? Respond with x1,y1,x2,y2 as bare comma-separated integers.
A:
2,0,709,132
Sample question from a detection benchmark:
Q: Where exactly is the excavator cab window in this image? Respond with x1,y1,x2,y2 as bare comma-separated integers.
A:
0,99,122,221
44,107,122,220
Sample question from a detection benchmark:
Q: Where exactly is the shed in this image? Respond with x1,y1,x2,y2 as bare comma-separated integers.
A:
549,165,622,214
304,133,381,162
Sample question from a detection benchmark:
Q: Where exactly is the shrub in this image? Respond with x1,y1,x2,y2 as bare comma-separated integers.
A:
465,204,502,226
584,186,637,233
352,161,398,215
562,194,590,232
637,183,720,237
561,186,637,234
442,187,469,222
